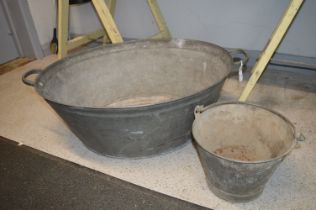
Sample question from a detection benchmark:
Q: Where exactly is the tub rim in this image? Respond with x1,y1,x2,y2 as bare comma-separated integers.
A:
28,39,233,111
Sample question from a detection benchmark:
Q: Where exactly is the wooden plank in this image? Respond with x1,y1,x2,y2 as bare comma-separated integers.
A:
67,29,105,51
151,31,170,40
91,0,123,43
57,0,69,59
147,0,171,40
103,0,117,43
239,0,304,102
0,57,34,75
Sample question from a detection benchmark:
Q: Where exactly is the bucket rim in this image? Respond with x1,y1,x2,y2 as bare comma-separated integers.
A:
192,101,297,164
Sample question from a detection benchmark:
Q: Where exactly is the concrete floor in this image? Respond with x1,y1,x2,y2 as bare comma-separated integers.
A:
0,54,315,209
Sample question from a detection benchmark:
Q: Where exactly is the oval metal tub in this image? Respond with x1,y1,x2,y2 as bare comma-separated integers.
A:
22,39,232,158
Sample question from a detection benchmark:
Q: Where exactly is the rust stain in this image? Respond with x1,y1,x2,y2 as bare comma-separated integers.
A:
214,145,258,161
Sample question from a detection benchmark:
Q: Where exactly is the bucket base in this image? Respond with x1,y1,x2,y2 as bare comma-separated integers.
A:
207,181,263,203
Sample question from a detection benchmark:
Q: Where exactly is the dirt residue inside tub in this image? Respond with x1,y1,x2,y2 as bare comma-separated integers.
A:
106,95,175,107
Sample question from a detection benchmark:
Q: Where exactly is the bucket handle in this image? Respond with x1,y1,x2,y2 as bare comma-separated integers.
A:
22,69,42,86
294,132,305,149
227,48,249,66
194,105,208,118
296,133,305,142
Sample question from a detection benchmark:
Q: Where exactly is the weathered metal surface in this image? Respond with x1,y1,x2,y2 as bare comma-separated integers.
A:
22,39,232,158
192,102,296,202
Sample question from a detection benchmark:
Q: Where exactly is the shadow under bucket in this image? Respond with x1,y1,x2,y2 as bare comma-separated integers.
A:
192,102,296,202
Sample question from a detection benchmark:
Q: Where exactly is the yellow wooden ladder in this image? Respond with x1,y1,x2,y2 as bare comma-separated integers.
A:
239,0,304,101
57,0,171,59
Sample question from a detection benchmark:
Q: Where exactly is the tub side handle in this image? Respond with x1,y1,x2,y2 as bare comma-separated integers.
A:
22,69,42,86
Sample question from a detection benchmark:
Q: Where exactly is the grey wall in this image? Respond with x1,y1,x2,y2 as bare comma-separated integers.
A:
28,0,56,47
27,0,316,57
2,0,44,59
115,0,316,57
0,2,19,63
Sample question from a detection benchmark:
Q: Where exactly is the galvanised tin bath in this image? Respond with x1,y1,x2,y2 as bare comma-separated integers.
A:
22,39,232,158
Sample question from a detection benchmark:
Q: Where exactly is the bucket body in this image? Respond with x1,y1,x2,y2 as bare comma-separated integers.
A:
22,39,232,158
192,102,296,202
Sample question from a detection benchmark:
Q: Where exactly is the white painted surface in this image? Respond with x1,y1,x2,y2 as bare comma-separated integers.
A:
27,0,316,57
0,3,19,63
